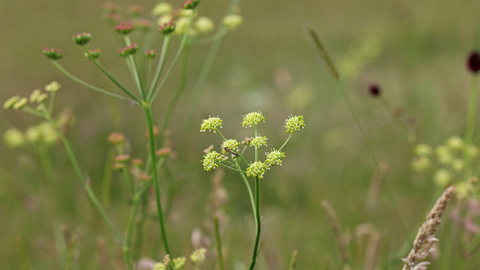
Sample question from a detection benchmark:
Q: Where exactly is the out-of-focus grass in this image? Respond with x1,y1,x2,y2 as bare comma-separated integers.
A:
2,0,480,269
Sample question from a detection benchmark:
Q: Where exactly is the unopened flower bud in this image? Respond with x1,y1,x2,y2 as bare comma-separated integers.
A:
223,14,243,30
127,4,144,16
133,159,142,167
145,49,157,59
112,163,125,170
115,154,130,163
85,49,101,59
108,132,125,145
139,173,151,181
115,21,136,35
43,47,64,60
45,81,61,92
13,97,28,110
106,13,122,24
467,51,480,74
3,96,20,109
72,32,92,45
156,147,171,157
30,90,42,103
183,0,200,10
118,44,138,57
158,19,176,35
104,2,121,13
36,93,48,103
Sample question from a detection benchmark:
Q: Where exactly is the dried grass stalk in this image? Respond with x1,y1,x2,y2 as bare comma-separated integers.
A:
402,186,455,270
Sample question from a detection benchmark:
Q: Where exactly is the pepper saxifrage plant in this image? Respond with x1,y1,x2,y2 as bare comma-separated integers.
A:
4,1,244,269
200,112,305,270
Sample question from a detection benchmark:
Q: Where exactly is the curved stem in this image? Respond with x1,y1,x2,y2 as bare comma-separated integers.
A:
41,105,124,245
236,162,256,219
278,133,292,151
214,215,225,270
143,105,175,269
149,13,195,101
51,61,137,104
124,36,146,101
248,176,262,270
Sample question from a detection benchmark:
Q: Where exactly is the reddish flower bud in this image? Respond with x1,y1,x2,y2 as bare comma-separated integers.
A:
134,19,152,31
158,19,176,35
156,147,171,157
115,21,136,35
43,47,64,60
104,2,121,13
127,4,144,16
368,84,381,97
115,154,130,163
105,13,122,24
118,44,138,57
72,32,92,45
182,0,200,9
145,49,157,59
467,51,480,74
85,49,101,59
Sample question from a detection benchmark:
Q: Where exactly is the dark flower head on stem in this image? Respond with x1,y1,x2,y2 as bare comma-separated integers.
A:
158,19,176,35
72,32,92,46
182,0,200,10
368,84,381,97
43,47,64,60
115,21,136,35
467,51,480,74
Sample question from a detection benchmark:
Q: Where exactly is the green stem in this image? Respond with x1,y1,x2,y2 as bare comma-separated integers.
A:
51,61,138,104
124,36,146,101
149,13,195,102
82,47,141,104
37,144,55,184
180,0,241,149
48,91,55,114
335,81,409,240
278,133,292,151
214,215,225,270
215,127,249,166
216,162,245,172
464,74,479,179
21,106,44,117
159,44,191,143
143,105,175,269
236,162,256,221
248,176,262,270
122,168,134,195
289,250,298,270
148,35,172,99
41,105,124,245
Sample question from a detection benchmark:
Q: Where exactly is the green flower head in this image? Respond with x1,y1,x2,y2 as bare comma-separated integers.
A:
285,115,305,133
265,149,286,166
200,116,223,132
242,111,265,127
246,161,268,179
202,151,221,171
222,139,240,155
250,136,268,148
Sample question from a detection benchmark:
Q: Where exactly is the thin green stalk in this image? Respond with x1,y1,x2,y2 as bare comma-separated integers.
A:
289,250,298,270
336,82,409,240
122,168,134,195
159,44,191,143
82,47,141,104
22,106,47,117
37,144,55,184
48,92,55,113
464,74,480,179
149,13,195,101
215,127,249,166
143,105,175,269
236,161,256,219
41,105,124,245
216,162,245,172
278,133,292,151
124,36,146,101
248,176,262,270
214,215,225,270
148,35,172,99
51,61,138,104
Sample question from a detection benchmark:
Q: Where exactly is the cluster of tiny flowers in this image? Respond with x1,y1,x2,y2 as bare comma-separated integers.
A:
202,151,222,171
265,149,286,166
158,19,176,35
246,161,268,179
4,122,58,148
250,136,268,148
43,47,64,60
412,136,479,192
151,3,172,16
3,82,58,111
285,115,306,133
72,32,92,46
221,139,239,154
85,49,101,59
222,14,243,30
190,248,206,263
45,81,61,92
118,44,138,57
200,116,223,132
145,49,157,58
242,111,265,127
115,21,136,35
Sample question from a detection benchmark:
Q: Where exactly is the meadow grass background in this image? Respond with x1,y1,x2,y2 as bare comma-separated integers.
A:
1,0,480,269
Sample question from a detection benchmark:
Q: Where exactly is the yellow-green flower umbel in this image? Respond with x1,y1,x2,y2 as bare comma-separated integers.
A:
250,136,268,148
265,149,286,166
222,139,240,154
200,116,223,132
202,151,221,171
242,111,265,127
246,161,268,179
285,115,305,133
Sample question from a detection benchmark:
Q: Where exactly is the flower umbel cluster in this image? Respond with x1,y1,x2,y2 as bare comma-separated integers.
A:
200,112,304,179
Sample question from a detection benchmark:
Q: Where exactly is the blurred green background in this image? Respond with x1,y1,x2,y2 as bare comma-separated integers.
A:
2,0,480,269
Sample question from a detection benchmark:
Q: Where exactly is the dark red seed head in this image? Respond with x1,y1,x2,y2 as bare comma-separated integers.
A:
368,84,381,97
467,51,480,74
